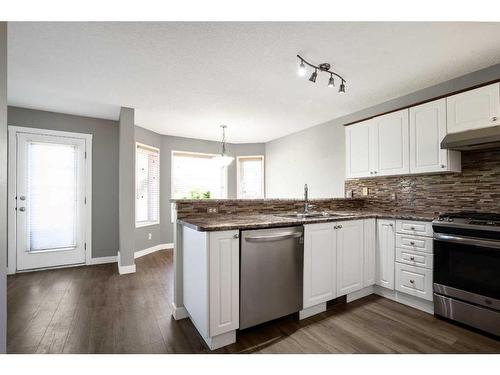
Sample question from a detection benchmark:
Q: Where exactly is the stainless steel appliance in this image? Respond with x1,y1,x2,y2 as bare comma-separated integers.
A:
433,212,500,336
240,226,303,329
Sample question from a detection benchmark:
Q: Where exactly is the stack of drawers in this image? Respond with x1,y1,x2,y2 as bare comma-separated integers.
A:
394,220,434,301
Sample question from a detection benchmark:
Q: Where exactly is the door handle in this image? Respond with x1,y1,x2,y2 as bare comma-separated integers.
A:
19,195,26,201
18,207,26,212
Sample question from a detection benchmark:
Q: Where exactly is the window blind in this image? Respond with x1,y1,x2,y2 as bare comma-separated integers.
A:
172,151,227,199
136,143,160,227
238,156,264,199
27,141,79,251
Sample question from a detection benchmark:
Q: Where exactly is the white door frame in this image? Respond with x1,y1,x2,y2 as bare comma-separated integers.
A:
7,126,93,274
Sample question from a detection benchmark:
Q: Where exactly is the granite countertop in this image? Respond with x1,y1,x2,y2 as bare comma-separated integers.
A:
177,211,435,232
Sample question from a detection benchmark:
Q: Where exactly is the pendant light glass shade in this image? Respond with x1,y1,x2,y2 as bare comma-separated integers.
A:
213,125,234,167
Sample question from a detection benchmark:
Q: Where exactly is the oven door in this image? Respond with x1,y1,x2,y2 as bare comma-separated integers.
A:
434,233,500,304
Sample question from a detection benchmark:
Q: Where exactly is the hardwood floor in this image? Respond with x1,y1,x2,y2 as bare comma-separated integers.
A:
7,249,500,354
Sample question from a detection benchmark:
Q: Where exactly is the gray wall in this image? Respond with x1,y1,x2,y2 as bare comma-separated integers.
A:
266,63,500,198
0,21,7,354
7,106,119,259
134,126,163,252
118,107,135,267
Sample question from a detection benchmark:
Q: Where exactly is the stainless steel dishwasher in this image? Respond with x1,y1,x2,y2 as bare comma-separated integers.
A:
240,226,304,329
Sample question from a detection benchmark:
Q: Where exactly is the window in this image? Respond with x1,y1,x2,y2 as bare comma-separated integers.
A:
237,155,265,199
136,143,160,227
172,151,228,200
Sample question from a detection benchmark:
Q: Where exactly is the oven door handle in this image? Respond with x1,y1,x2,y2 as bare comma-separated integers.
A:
434,233,500,250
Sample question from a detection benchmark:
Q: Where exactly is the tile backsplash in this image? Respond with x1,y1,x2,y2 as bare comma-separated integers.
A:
345,149,500,215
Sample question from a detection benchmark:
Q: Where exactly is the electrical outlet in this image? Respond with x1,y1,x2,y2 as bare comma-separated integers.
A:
391,192,397,201
148,233,152,240
362,187,369,196
207,207,218,214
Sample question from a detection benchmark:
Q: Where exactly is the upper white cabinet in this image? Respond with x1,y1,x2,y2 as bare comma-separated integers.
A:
410,99,461,174
373,109,410,176
376,219,395,290
447,83,500,133
345,119,377,178
303,223,337,309
336,220,364,296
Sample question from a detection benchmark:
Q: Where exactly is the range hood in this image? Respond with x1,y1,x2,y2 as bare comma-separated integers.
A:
441,125,500,151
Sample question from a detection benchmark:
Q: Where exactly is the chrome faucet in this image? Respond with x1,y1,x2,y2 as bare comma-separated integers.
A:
303,184,315,214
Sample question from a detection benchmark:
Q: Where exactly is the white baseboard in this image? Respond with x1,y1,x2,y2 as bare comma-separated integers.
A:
134,243,173,259
347,285,374,303
117,251,136,275
90,255,118,265
171,302,189,320
299,302,327,320
204,330,236,351
374,285,434,314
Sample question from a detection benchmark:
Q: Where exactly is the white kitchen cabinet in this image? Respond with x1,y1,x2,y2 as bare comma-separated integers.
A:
345,119,377,179
337,220,364,295
363,218,376,287
376,219,395,290
209,230,240,337
303,222,337,309
373,109,410,176
182,226,239,350
410,99,461,174
447,83,500,133
395,263,433,301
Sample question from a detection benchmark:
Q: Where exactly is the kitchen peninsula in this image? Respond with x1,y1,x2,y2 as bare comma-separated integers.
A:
171,197,436,350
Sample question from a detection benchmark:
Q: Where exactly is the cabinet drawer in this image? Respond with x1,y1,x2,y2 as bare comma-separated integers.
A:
395,263,433,301
396,248,433,269
396,233,433,253
396,220,433,237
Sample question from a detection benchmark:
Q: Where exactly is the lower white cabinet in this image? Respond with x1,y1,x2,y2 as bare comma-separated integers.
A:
376,219,395,290
209,230,240,336
395,263,433,301
182,227,239,348
337,220,364,295
303,222,337,309
363,219,376,287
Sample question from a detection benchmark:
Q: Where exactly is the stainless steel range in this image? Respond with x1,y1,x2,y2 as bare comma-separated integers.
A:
432,212,500,336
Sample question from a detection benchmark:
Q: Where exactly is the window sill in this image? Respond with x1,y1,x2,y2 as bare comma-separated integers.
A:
136,221,160,228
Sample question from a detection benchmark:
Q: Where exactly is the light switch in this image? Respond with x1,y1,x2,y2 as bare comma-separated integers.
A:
362,187,369,196
148,233,152,240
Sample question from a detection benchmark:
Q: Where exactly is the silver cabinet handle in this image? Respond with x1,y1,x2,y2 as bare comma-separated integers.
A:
374,171,378,174
19,195,26,201
409,241,415,245
18,207,26,212
334,225,338,229
233,234,239,239
410,256,415,261
410,226,415,230
492,116,498,122
338,225,342,229
410,279,415,284
441,164,446,168
370,171,373,175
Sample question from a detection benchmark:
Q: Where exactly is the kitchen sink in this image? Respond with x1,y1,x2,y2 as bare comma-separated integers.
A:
274,212,354,219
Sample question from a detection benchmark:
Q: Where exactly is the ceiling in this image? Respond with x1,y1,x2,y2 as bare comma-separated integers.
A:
8,22,500,143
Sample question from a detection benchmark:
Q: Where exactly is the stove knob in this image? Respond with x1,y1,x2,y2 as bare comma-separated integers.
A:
438,217,444,221
448,218,454,222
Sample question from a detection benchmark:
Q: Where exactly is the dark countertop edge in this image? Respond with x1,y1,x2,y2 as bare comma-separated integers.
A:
177,212,435,232
170,197,365,203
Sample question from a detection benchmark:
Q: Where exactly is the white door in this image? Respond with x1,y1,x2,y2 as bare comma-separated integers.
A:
15,131,89,271
374,109,410,176
209,230,239,336
345,119,374,178
363,218,376,287
303,223,337,308
410,99,450,174
336,220,364,296
447,83,500,133
376,219,395,290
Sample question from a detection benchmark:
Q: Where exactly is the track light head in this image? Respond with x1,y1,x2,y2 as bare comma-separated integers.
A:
309,69,318,83
328,75,335,88
298,60,307,77
339,81,346,93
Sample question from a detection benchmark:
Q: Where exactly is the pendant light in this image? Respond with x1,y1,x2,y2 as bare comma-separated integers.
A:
213,125,234,167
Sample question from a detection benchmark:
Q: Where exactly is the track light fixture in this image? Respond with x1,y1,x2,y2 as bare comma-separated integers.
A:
297,54,346,93
309,69,318,83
